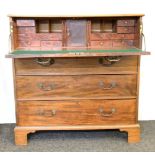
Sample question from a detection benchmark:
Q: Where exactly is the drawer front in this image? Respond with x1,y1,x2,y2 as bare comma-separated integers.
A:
112,40,134,48
18,33,62,41
40,41,62,50
90,33,135,40
16,19,35,26
90,41,112,48
117,20,135,26
15,56,138,75
16,75,137,100
17,99,137,126
18,40,62,50
117,27,135,34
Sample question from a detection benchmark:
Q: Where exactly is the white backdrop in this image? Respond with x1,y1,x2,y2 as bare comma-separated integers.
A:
0,0,155,123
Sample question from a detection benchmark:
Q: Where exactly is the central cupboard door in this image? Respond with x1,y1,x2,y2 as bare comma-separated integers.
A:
66,20,88,47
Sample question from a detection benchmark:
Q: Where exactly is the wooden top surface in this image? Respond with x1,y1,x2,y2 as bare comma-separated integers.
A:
8,14,144,18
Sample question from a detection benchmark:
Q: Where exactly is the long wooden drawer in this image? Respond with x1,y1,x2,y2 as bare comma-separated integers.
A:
16,75,137,100
15,56,138,75
17,99,137,126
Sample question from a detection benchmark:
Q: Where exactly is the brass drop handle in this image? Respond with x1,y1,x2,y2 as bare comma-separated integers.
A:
35,58,55,66
37,83,55,91
99,108,116,117
106,57,121,62
99,56,121,66
99,81,116,90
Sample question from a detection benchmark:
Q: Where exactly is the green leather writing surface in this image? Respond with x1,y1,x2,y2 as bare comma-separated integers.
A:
12,49,142,55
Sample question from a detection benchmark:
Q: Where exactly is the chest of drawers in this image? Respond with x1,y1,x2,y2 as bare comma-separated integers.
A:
6,14,150,145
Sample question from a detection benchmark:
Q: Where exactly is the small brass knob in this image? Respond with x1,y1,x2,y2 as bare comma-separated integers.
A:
100,42,103,46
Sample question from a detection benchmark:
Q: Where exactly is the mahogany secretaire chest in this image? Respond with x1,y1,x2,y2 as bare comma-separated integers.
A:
6,14,150,145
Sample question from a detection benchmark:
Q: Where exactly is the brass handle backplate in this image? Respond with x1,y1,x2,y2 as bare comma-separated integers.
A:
50,110,56,116
99,108,116,117
106,56,121,62
99,81,116,90
37,109,56,117
37,83,55,91
99,56,121,66
35,58,55,66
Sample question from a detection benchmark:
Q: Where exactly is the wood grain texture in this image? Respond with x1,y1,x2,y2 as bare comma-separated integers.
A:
90,41,112,48
16,75,137,100
16,19,35,26
135,17,142,122
120,126,140,143
17,99,137,126
18,33,62,41
117,27,135,34
8,14,145,17
117,20,135,26
14,129,36,145
15,56,138,75
112,40,134,47
14,124,140,130
10,18,18,51
90,33,135,40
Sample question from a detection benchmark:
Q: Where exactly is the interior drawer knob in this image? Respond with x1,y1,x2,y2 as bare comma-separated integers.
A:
99,108,116,117
100,42,104,45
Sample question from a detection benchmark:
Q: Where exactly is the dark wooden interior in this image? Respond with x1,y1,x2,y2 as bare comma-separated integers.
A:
11,17,140,50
